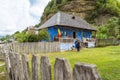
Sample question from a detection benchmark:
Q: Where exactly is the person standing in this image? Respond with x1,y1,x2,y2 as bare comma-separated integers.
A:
75,40,81,52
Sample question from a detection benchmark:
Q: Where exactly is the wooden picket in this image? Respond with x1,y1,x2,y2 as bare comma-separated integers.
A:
32,55,39,80
40,56,51,80
5,53,101,80
54,58,73,80
73,63,101,80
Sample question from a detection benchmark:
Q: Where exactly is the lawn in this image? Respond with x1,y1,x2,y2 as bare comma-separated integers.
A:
1,46,120,80
0,61,7,80
38,46,120,80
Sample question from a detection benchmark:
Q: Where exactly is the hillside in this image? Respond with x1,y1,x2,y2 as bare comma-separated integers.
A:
37,0,120,26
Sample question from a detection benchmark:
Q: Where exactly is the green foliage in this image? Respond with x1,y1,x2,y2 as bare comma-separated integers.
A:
41,0,70,22
96,26,108,39
96,17,120,39
0,37,6,41
96,0,120,16
38,29,50,41
0,35,12,42
105,0,120,16
14,32,38,42
41,0,120,25
14,29,50,42
87,0,120,22
106,17,120,37
117,35,120,39
14,31,20,35
27,34,38,42
14,32,28,42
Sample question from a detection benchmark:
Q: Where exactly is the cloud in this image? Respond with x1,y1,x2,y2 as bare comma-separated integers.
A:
29,0,51,20
0,0,50,36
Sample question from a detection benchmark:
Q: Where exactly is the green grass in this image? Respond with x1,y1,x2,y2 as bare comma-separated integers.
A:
0,61,7,80
1,46,120,80
38,46,120,80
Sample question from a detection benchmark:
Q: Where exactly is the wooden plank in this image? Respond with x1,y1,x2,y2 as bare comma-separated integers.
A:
4,53,11,80
32,55,39,80
73,63,86,80
14,54,20,80
40,56,51,80
73,63,101,80
22,54,30,80
9,53,15,80
54,58,72,80
15,53,23,80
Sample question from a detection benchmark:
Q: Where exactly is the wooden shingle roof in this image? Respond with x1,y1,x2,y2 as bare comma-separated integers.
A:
38,12,97,31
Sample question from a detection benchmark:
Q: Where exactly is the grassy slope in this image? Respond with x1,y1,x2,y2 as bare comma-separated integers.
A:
39,46,120,80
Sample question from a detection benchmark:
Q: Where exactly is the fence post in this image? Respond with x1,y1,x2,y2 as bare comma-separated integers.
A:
40,56,51,80
73,62,101,80
15,53,24,80
32,55,39,80
9,53,23,80
54,58,72,80
9,53,16,80
4,53,12,80
22,54,30,80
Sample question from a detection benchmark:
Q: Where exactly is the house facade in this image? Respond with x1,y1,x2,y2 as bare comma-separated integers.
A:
38,12,96,43
47,26,92,41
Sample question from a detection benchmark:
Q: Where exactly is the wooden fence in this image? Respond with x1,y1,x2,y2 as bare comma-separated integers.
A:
96,39,120,47
5,52,101,80
9,42,60,54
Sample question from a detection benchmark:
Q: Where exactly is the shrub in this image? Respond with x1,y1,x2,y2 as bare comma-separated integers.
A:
38,29,50,41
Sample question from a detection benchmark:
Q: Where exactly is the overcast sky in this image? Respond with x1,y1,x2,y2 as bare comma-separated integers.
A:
0,0,51,36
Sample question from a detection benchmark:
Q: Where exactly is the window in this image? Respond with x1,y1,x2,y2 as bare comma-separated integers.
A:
73,32,76,38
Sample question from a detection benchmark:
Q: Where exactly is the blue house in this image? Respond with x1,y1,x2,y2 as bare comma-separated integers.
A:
38,12,97,50
38,12,96,43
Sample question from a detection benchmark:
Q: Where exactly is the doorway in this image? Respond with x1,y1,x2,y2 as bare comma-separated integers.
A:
73,32,76,38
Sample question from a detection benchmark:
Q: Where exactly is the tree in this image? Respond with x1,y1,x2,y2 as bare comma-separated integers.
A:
96,17,120,39
27,33,38,42
14,29,50,42
106,17,120,38
14,32,28,42
38,29,50,41
96,25,108,39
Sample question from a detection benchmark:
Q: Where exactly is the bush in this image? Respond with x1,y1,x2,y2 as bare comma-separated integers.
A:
38,29,50,41
117,35,120,39
96,17,120,39
27,34,38,42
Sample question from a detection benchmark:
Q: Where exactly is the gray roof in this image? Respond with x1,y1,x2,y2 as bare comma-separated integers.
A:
38,12,97,31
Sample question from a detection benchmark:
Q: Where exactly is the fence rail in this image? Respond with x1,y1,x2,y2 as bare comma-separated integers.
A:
96,39,120,47
9,42,60,54
5,52,101,80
